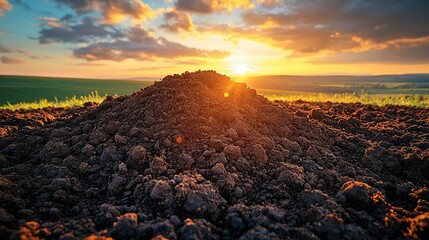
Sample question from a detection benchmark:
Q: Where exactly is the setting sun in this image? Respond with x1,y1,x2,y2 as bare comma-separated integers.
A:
234,64,250,75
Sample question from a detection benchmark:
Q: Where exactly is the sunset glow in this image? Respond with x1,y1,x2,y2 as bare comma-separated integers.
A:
234,64,250,75
0,0,428,78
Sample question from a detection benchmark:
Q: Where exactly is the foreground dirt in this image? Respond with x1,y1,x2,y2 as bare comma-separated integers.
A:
1,71,428,240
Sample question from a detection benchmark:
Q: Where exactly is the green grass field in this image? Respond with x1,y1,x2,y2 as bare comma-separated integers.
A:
1,75,429,110
2,91,107,111
258,89,429,108
0,75,154,105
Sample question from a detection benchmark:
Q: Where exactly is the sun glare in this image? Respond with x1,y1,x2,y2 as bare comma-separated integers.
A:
175,136,183,144
234,64,250,75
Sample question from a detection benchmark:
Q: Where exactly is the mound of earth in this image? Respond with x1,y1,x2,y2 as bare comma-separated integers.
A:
1,70,428,239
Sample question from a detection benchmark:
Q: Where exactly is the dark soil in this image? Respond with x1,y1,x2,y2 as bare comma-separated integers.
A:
1,71,428,240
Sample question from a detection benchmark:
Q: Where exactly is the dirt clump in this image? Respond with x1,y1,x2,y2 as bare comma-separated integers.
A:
1,70,428,239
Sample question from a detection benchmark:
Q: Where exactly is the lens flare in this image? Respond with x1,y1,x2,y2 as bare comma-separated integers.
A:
175,136,183,144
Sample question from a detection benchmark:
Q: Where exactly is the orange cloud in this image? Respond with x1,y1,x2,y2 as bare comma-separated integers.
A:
0,0,12,17
54,0,155,23
212,0,254,11
350,36,429,53
38,17,65,27
161,10,194,32
1,56,24,64
176,0,254,13
101,0,155,23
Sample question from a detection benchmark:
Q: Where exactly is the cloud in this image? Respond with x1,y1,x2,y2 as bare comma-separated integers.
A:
54,0,155,23
0,43,12,53
161,10,194,32
37,17,124,44
313,41,429,64
241,0,429,45
15,49,43,59
254,0,282,8
199,24,359,54
11,0,30,10
175,0,254,13
0,0,12,16
197,0,429,63
0,42,43,60
1,56,23,64
39,17,65,28
73,25,229,61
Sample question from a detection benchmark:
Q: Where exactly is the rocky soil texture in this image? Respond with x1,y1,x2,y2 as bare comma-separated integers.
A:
1,71,428,239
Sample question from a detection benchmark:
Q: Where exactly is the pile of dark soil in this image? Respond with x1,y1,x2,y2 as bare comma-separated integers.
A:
1,71,428,239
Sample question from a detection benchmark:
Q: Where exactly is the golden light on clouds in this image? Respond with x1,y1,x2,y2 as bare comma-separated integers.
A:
87,0,156,24
0,0,428,77
0,0,12,16
212,0,254,12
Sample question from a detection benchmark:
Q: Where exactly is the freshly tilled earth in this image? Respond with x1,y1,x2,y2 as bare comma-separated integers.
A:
1,71,428,239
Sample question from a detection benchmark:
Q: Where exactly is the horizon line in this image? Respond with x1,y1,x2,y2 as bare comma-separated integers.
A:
1,72,429,81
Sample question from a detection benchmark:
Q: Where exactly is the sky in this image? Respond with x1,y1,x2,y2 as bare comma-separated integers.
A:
0,0,428,78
